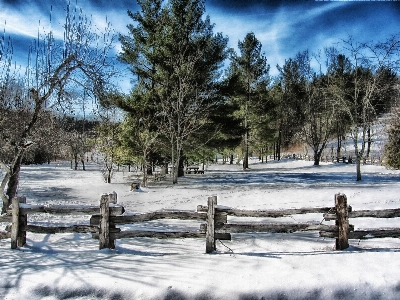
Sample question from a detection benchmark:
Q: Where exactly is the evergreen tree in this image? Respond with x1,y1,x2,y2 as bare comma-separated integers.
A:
228,32,270,169
119,0,228,183
385,108,400,169
325,49,353,162
276,55,307,156
115,89,161,186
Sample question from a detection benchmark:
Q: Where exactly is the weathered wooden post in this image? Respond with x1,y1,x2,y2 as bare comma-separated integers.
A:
335,193,349,250
206,196,217,253
99,192,117,250
11,197,20,249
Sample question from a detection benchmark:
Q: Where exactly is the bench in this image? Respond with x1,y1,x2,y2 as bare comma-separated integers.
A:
186,167,204,174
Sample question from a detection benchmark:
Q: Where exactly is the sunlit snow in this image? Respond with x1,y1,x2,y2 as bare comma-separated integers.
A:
1,158,400,299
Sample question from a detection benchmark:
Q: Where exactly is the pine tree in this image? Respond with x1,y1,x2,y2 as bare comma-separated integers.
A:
385,109,400,169
119,0,228,183
228,32,270,169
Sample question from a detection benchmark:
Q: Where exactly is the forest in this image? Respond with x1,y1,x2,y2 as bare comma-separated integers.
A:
1,0,400,214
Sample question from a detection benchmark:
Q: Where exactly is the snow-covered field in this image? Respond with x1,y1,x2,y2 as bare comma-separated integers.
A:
1,158,400,300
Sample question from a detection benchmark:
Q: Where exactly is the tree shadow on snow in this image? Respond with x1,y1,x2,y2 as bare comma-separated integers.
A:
179,170,399,191
4,283,400,300
32,285,126,300
18,186,77,203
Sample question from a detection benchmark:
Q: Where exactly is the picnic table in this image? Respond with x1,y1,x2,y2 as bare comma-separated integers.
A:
186,166,204,174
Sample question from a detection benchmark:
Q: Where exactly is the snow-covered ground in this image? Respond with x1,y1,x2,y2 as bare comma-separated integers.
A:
1,158,400,300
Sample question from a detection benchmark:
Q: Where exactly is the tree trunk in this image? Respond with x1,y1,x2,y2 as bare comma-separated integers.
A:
178,150,185,177
6,154,23,205
261,148,264,163
313,149,320,166
146,151,153,176
170,136,176,184
276,131,282,161
366,127,371,159
172,159,179,184
336,137,342,163
142,166,147,187
164,162,168,175
356,156,362,181
243,130,249,170
146,163,153,176
172,138,181,184
107,170,112,183
243,93,249,170
1,175,10,214
314,150,321,166
74,154,78,170
81,159,86,171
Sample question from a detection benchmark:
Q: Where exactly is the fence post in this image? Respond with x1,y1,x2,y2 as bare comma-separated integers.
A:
99,192,117,250
206,196,217,253
18,197,27,247
11,197,20,249
335,193,349,250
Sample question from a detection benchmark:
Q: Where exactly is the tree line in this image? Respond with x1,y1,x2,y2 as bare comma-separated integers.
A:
1,0,400,214
116,0,400,183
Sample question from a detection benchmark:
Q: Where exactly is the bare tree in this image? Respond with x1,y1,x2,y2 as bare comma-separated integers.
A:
0,2,116,213
94,100,121,184
116,96,160,187
335,36,400,180
301,74,336,165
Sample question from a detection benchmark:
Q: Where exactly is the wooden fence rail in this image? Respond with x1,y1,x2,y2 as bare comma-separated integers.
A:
1,193,400,252
0,192,125,249
201,196,338,253
92,197,208,249
320,193,400,245
201,193,400,252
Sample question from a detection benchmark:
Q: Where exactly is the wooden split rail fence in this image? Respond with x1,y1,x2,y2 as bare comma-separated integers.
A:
1,193,400,252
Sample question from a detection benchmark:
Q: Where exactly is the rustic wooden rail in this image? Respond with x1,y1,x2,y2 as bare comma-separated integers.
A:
200,193,400,252
198,196,338,253
90,209,208,243
0,192,208,250
320,193,400,248
0,192,125,249
1,193,400,252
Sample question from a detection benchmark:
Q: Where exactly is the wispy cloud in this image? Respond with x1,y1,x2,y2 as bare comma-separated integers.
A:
0,4,49,38
207,1,400,75
2,0,400,89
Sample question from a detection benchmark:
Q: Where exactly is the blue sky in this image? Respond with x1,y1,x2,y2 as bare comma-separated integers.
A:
1,0,400,91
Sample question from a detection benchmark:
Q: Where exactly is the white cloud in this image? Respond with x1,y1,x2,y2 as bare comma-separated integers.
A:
0,5,48,38
207,2,352,76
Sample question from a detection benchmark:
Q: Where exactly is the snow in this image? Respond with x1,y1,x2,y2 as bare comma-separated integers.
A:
1,158,400,299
